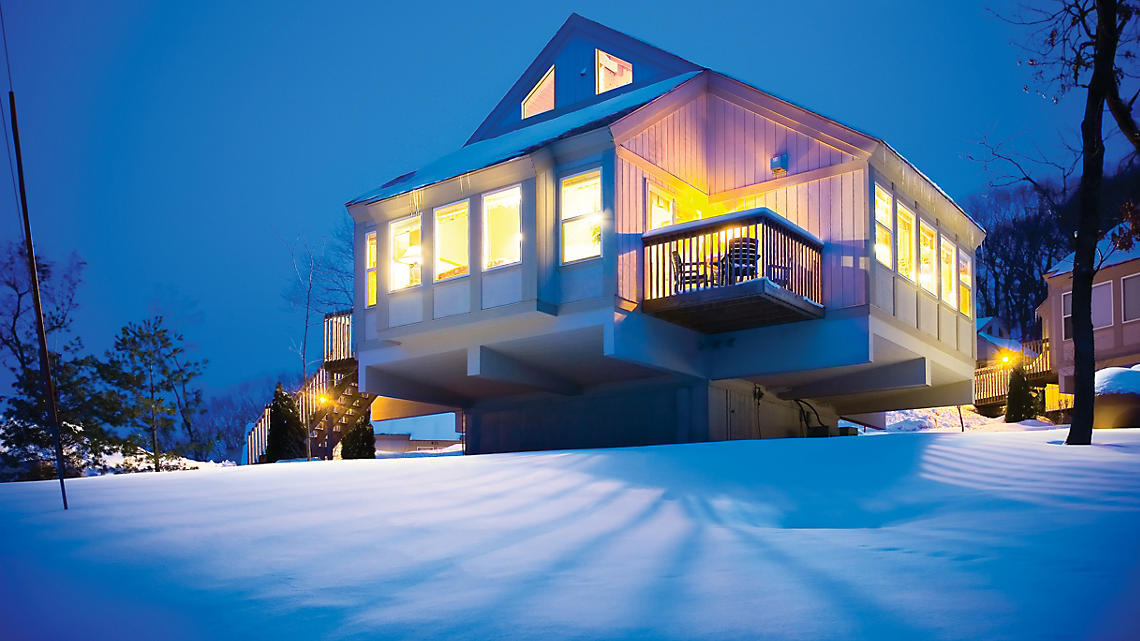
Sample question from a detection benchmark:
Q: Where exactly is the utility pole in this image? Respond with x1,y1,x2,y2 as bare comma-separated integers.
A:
10,90,68,509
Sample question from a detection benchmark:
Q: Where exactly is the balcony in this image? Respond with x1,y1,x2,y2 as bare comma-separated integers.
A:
642,208,824,334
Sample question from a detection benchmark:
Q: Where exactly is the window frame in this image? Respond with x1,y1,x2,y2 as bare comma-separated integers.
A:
364,230,377,307
432,199,470,283
896,201,917,282
1123,273,1140,324
646,182,676,231
388,213,423,292
958,251,973,318
1062,281,1115,340
481,184,523,272
939,234,957,310
521,65,555,120
918,219,938,296
559,167,603,265
595,49,633,95
873,183,894,269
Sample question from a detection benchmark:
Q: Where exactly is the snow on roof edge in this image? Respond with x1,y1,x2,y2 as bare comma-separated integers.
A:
1047,222,1140,277
348,72,701,207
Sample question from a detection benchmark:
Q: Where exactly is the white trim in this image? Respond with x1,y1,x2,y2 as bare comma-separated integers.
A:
432,198,471,283
918,218,938,296
896,200,917,283
364,229,378,307
1123,273,1140,324
481,183,523,271
939,233,957,311
559,167,604,265
645,180,676,231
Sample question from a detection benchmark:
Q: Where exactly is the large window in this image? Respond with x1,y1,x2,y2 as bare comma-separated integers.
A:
874,184,893,268
940,235,957,309
1125,274,1140,323
483,186,521,270
434,200,469,281
919,220,937,294
561,170,602,263
896,202,916,281
522,66,555,119
1062,282,1114,339
596,49,632,94
365,231,377,306
389,214,422,291
958,252,972,317
647,184,674,231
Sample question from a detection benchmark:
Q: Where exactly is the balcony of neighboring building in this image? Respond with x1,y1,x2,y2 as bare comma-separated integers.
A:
641,208,824,334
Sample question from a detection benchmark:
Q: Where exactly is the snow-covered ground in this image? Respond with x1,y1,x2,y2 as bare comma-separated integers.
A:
882,406,1054,433
2,429,1139,640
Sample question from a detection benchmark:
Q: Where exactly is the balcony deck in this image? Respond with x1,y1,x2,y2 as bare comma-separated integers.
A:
641,208,824,334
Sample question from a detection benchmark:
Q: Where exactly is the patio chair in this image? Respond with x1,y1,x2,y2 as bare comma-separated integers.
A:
671,250,709,293
718,237,759,285
766,264,790,288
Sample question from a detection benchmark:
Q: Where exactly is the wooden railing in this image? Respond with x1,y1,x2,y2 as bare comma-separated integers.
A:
245,310,356,464
974,338,1053,405
642,208,823,304
324,310,353,363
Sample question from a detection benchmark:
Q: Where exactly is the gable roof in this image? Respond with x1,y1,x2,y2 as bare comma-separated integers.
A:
1048,222,1140,277
464,13,702,146
347,71,700,207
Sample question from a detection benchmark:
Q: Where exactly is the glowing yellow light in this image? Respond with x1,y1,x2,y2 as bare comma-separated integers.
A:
1001,355,1010,363
319,395,329,404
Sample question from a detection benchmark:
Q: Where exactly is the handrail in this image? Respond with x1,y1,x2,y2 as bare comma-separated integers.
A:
974,338,1053,404
642,208,823,304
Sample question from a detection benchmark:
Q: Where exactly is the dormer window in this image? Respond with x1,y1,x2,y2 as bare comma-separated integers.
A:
522,66,555,119
596,49,632,94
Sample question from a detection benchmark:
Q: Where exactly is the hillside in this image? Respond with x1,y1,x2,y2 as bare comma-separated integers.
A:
2,429,1139,640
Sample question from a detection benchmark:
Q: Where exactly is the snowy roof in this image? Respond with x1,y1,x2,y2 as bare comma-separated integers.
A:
1048,223,1140,276
977,331,1021,353
348,72,701,206
1095,363,1140,395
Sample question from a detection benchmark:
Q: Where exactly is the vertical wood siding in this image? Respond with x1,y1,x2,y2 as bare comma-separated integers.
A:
615,90,868,309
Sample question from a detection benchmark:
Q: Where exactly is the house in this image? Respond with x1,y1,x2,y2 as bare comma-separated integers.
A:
345,14,985,453
369,414,463,454
1040,225,1140,394
975,316,1020,365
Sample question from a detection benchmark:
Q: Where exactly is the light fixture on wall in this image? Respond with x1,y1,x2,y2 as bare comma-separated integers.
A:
770,153,788,176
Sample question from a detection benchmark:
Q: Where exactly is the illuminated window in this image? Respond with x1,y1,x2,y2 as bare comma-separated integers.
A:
647,184,674,230
896,203,916,281
365,231,377,306
522,66,555,119
483,186,521,270
918,221,937,294
596,49,632,94
434,200,469,281
389,214,421,291
874,184,893,268
958,252,972,317
1062,283,1114,339
561,170,602,263
940,235,956,309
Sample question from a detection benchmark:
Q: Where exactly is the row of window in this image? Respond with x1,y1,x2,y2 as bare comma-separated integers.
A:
875,184,972,316
364,170,603,304
521,49,634,120
1060,274,1140,339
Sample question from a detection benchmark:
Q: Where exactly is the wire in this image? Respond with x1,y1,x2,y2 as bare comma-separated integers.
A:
0,0,23,231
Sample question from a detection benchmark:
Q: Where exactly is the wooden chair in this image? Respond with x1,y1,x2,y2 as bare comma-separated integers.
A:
671,250,708,293
718,237,759,285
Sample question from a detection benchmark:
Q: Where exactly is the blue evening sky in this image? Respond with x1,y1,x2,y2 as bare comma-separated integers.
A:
0,0,1090,394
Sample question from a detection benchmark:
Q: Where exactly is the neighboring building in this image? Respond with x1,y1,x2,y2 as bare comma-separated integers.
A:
370,414,463,453
346,14,985,454
1040,226,1140,393
975,316,1020,366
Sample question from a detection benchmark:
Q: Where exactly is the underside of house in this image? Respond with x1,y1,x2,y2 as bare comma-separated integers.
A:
346,14,985,454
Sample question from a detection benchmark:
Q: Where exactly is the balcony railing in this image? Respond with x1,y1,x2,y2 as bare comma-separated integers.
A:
643,208,823,304
641,208,823,333
974,338,1055,406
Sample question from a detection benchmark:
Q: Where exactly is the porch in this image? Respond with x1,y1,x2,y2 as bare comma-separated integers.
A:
641,208,824,333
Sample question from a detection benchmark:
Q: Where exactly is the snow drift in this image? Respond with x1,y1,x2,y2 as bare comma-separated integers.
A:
2,429,1139,640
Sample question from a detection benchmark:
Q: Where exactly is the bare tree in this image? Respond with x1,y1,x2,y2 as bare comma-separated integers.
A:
998,0,1140,444
283,237,325,385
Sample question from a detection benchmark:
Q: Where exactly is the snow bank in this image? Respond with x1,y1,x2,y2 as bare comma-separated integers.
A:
881,406,1052,433
1095,363,1140,396
3,430,1140,640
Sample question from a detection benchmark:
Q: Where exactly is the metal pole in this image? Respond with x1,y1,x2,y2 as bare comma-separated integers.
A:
9,90,67,509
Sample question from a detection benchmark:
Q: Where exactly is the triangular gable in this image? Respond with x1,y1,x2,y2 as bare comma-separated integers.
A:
465,13,702,146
